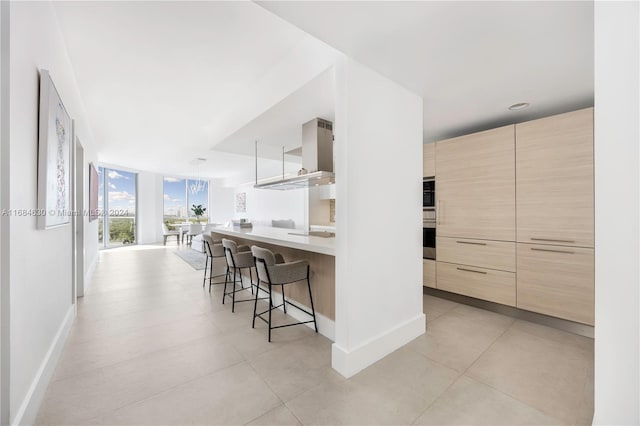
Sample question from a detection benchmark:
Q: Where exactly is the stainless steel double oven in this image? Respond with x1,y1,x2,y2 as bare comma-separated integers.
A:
423,178,436,260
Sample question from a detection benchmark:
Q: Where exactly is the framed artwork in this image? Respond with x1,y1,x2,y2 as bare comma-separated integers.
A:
89,162,99,221
37,69,72,229
235,192,246,213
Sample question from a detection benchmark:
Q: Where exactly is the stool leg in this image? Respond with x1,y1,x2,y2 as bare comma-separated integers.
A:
281,285,287,314
268,282,273,342
232,267,237,313
208,255,214,293
249,268,254,295
203,255,209,288
222,265,229,304
252,280,260,328
306,269,318,333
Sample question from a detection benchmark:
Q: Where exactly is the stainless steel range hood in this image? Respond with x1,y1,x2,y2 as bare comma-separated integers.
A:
254,118,334,190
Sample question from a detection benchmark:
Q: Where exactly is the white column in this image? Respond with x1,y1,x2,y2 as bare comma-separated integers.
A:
593,1,640,424
332,58,425,378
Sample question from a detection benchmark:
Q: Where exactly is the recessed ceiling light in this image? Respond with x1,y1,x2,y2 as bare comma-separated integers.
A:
508,102,530,111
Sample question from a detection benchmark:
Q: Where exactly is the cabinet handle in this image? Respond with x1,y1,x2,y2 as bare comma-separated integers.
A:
531,248,575,254
531,238,575,243
456,241,487,246
456,267,487,275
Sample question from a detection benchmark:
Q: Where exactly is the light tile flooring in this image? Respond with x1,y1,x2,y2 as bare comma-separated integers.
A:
36,245,593,425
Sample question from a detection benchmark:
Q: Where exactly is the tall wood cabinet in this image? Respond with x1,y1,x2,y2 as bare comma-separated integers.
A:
436,125,515,242
515,108,594,325
516,108,594,247
423,143,436,177
428,108,594,326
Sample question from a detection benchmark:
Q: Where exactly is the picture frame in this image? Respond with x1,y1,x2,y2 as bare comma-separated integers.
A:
235,192,246,213
89,162,99,221
37,69,72,229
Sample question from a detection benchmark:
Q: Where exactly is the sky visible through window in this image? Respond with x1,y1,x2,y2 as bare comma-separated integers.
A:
164,177,208,220
106,169,137,215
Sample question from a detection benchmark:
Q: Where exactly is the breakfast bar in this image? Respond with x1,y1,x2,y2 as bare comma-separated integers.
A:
210,226,336,330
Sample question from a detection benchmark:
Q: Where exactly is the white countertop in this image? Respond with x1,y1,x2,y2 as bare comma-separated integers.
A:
209,226,335,256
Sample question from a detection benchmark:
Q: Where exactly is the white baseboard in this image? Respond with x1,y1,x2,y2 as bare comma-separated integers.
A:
331,313,426,378
82,251,99,295
11,305,75,426
254,286,335,341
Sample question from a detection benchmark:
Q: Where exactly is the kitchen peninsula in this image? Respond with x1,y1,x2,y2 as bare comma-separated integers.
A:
210,226,336,337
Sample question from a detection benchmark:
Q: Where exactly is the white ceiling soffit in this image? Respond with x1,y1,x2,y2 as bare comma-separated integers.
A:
53,1,340,177
258,1,594,142
213,67,335,161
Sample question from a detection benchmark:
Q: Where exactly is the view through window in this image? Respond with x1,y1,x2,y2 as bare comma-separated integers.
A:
163,177,209,227
98,166,137,248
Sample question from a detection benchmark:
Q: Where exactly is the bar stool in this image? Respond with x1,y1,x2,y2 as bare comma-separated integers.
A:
251,246,318,342
222,239,263,313
202,234,226,292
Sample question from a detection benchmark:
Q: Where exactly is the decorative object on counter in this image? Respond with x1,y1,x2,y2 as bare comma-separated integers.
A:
235,192,246,213
191,204,206,223
232,219,252,229
297,168,308,176
272,219,295,229
37,69,72,229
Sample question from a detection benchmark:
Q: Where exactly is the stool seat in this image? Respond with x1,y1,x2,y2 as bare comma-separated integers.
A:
251,245,318,342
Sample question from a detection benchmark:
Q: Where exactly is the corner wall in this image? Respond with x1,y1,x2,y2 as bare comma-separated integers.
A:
9,2,98,424
332,58,425,377
593,2,640,424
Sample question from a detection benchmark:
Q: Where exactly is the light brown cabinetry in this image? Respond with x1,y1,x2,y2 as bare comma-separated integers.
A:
436,125,515,242
423,143,436,177
423,259,436,288
516,243,594,325
516,108,594,248
430,108,594,326
437,237,515,272
436,261,516,306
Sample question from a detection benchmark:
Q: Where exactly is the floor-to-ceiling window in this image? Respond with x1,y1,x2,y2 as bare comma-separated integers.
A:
98,166,137,248
163,177,209,225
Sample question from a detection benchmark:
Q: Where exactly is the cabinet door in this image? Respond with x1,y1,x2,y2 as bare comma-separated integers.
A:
423,259,436,288
436,125,515,241
423,143,436,177
436,261,515,306
437,237,515,272
516,108,594,247
517,243,594,325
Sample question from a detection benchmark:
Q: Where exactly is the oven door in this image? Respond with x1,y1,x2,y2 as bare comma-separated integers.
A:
423,179,435,208
423,224,436,260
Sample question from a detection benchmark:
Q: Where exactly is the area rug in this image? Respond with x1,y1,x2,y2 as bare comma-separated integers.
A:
174,249,207,270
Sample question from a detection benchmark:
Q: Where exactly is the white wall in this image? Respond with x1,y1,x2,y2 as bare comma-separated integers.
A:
332,58,425,377
593,2,640,424
0,2,10,423
137,171,163,244
210,185,235,224
9,2,98,424
232,185,306,229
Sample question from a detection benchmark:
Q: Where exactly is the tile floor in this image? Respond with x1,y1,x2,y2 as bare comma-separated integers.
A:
36,245,593,425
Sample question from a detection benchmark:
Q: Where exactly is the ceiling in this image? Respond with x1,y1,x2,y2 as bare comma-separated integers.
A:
213,68,335,161
54,1,594,181
259,1,594,142
52,1,338,180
